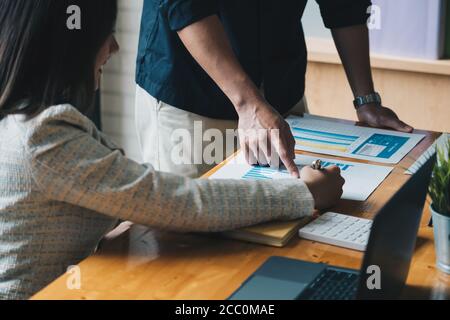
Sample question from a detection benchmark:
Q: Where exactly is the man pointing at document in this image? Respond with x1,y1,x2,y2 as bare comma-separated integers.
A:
135,0,413,178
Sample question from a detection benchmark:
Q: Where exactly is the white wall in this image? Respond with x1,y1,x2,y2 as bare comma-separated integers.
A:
302,1,331,39
101,0,143,162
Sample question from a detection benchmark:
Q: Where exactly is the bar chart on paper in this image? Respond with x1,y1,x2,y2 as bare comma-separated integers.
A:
242,161,354,180
291,126,358,153
287,115,425,164
242,167,289,180
209,152,393,201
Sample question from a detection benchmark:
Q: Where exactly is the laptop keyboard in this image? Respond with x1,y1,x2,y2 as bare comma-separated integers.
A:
298,269,359,300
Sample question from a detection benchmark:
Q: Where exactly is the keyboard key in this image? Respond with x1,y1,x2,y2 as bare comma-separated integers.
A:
299,269,359,300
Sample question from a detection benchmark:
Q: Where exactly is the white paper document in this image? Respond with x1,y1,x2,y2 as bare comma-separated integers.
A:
209,152,393,201
286,115,425,164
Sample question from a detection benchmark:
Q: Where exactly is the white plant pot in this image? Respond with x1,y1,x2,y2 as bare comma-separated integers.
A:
431,205,450,274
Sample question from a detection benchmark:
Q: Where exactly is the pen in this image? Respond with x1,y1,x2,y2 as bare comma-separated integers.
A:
311,159,323,170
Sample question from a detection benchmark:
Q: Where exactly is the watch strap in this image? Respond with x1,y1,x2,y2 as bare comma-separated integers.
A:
353,92,382,109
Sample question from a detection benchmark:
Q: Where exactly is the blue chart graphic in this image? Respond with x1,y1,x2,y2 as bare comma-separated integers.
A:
242,161,353,181
291,127,358,152
352,134,409,159
242,167,287,180
321,161,353,171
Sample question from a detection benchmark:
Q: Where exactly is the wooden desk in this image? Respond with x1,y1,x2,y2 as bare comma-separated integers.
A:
32,123,450,300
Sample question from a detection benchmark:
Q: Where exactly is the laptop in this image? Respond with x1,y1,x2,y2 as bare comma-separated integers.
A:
230,154,436,300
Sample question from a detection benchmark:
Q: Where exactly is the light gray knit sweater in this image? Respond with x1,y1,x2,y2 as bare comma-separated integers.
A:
0,104,314,299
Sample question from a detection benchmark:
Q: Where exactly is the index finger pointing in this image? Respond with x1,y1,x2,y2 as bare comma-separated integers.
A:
280,153,299,178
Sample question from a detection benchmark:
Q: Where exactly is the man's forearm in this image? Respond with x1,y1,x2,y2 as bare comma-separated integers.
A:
177,15,300,176
332,24,413,132
331,24,375,97
177,15,263,113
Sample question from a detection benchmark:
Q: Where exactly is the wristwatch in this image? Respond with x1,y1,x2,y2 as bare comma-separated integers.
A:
353,92,382,109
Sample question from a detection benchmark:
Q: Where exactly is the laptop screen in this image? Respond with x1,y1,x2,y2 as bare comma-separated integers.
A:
357,154,436,299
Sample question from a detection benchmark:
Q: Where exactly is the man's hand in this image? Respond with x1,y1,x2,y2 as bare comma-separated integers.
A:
177,16,299,176
357,103,413,133
177,16,298,176
331,25,413,134
238,101,299,178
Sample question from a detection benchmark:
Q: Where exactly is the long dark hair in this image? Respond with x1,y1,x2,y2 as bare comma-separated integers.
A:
0,0,117,119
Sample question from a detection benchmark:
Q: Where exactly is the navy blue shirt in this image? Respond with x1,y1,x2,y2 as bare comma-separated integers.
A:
136,0,371,120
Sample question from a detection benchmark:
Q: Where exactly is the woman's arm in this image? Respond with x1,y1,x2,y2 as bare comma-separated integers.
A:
25,107,314,233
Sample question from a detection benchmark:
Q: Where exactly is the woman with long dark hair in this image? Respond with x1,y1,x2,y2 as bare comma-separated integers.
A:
0,0,344,299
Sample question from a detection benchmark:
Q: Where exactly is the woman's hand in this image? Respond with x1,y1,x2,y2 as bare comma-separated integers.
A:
300,166,345,210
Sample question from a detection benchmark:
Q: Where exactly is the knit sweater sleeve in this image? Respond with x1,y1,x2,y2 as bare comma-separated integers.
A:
25,105,315,232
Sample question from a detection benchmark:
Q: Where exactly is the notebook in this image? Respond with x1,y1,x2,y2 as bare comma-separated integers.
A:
222,217,313,247
203,153,313,247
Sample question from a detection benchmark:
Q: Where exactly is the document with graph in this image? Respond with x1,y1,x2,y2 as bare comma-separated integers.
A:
286,115,425,164
209,152,393,201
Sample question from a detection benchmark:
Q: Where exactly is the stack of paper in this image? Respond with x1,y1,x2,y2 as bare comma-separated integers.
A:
210,152,394,202
209,152,394,247
207,115,425,247
222,219,312,248
286,115,425,164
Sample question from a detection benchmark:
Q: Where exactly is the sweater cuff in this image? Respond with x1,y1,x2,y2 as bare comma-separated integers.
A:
283,180,315,220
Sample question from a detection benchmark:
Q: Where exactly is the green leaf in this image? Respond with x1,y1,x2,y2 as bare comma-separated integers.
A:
429,136,450,217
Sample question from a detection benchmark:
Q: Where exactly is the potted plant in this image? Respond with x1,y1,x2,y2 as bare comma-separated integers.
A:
429,134,450,274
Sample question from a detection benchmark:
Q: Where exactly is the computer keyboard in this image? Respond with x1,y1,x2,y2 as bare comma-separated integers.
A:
299,212,373,251
298,269,359,300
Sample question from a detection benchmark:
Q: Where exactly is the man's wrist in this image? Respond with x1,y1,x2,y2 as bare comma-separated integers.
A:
353,92,382,109
232,88,265,115
224,75,258,111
